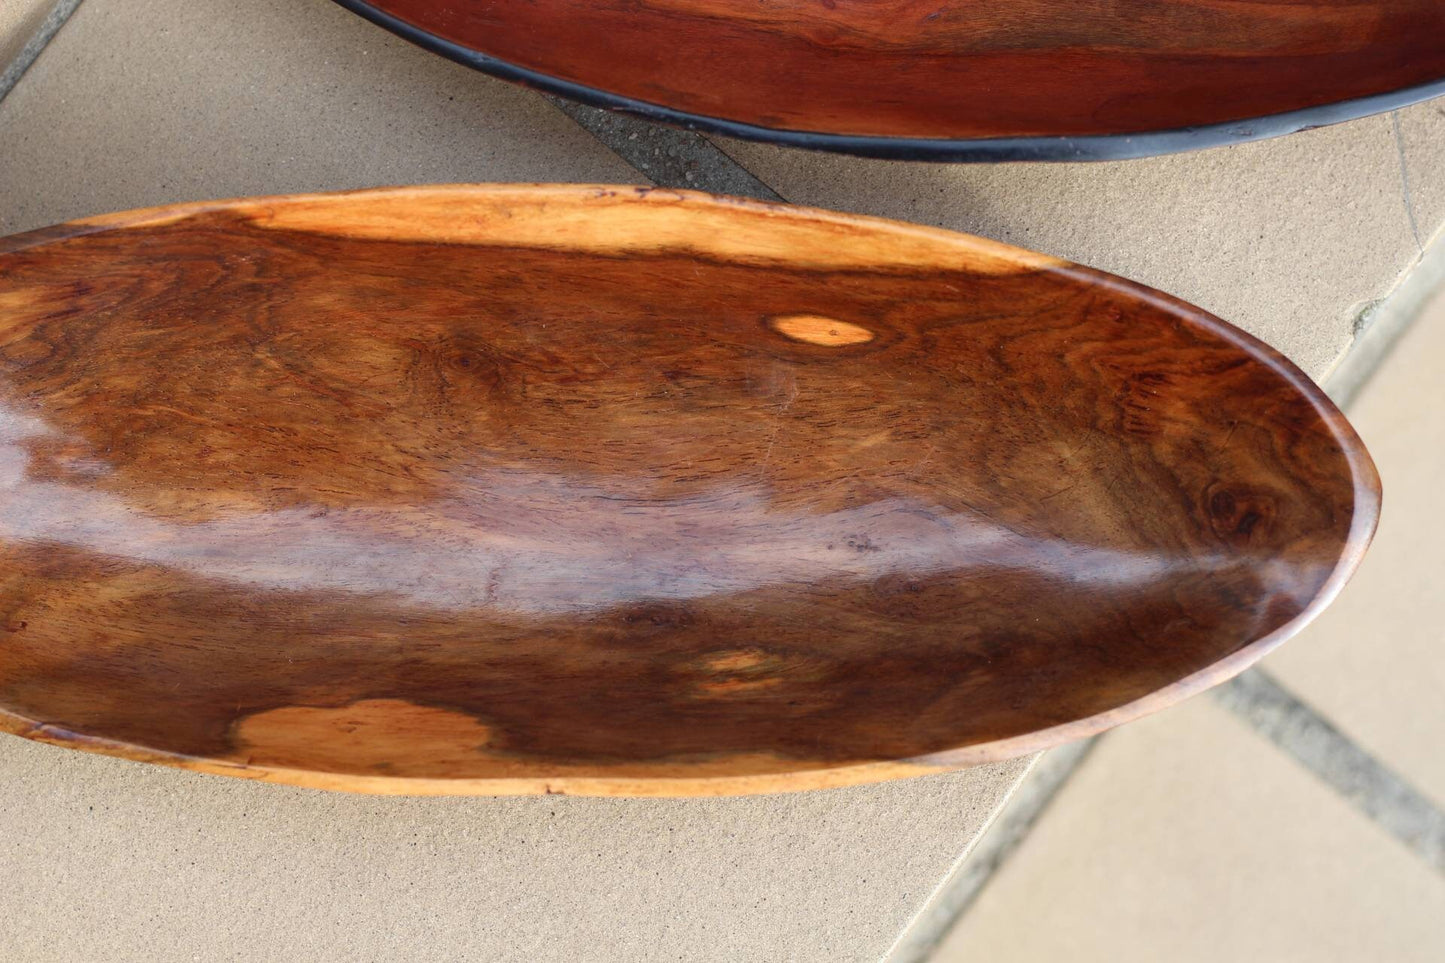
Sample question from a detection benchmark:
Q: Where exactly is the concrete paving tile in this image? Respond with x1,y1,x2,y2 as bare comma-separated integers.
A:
0,738,1030,963
0,0,640,235
715,105,1445,381
1266,289,1445,808
934,698,1445,963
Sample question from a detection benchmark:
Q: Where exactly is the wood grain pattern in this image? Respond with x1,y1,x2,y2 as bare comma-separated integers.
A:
0,185,1378,796
348,0,1445,144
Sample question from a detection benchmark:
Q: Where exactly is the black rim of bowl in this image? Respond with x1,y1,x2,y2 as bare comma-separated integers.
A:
334,0,1445,163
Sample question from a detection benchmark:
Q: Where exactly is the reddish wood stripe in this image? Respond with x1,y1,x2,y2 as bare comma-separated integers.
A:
364,0,1445,140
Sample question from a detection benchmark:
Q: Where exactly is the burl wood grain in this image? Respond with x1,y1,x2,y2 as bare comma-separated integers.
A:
0,186,1377,796
354,0,1445,141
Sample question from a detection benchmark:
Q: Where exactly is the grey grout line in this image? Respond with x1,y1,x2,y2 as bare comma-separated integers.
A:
903,663,1445,963
1213,669,1445,874
0,0,84,105
885,739,1098,963
1391,111,1425,255
1328,226,1445,409
543,95,785,202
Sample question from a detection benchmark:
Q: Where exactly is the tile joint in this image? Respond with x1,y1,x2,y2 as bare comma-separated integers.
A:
1391,111,1425,255
543,95,785,202
0,0,85,106
1328,225,1445,408
884,740,1097,963
1213,668,1445,875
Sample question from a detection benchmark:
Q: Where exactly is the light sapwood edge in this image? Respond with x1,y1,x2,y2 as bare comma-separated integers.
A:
67,184,1065,275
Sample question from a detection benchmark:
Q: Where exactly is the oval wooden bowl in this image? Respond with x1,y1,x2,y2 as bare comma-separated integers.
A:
0,185,1377,796
334,0,1445,161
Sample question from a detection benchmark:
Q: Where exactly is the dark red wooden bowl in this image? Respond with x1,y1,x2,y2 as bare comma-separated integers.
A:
334,0,1445,161
0,186,1378,795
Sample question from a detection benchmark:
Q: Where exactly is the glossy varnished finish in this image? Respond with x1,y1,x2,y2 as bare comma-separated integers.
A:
338,0,1445,160
0,186,1377,795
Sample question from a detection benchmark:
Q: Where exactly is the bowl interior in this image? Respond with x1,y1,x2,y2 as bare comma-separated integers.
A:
0,187,1376,792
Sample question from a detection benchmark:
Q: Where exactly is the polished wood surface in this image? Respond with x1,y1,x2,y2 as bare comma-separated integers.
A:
0,186,1378,795
351,0,1445,143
